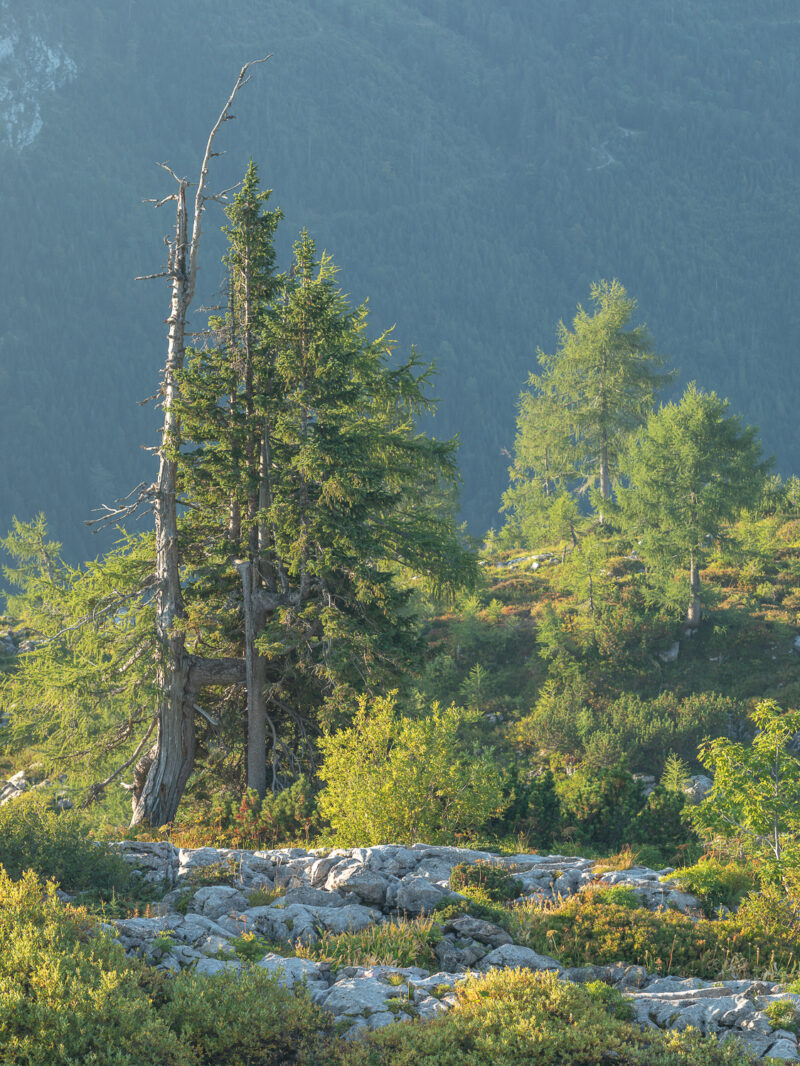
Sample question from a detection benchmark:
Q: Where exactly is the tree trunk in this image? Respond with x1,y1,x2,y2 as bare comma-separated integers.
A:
131,179,191,827
598,443,610,523
687,552,702,627
238,560,268,797
130,59,269,827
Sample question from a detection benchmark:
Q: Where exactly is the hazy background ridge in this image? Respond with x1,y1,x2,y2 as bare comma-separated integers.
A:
2,0,799,558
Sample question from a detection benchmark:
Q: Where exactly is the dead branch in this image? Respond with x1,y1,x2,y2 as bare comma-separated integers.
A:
81,714,158,807
186,56,272,305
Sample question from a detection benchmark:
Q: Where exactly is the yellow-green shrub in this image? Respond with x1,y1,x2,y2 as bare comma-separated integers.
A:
0,867,187,1065
669,859,760,917
508,891,799,979
0,866,339,1066
298,915,441,971
336,969,749,1065
157,967,335,1066
0,792,135,896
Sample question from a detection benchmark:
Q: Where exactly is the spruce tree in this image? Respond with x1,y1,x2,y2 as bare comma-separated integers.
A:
178,188,476,797
0,161,476,823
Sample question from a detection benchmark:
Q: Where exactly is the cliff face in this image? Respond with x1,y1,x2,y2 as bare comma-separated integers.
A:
0,1,76,150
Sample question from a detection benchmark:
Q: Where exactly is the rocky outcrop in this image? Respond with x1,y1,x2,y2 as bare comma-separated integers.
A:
0,0,77,151
0,767,73,808
93,841,800,1056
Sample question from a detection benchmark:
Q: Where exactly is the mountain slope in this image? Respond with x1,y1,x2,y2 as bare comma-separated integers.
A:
2,0,800,557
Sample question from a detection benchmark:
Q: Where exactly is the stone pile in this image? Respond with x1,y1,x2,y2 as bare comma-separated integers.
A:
100,842,800,1057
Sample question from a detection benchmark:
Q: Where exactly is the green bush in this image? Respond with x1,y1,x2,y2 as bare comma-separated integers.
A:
300,915,442,971
670,860,760,917
337,969,750,1065
733,883,800,954
0,865,340,1065
556,762,645,848
432,896,511,930
630,787,696,855
0,792,135,896
156,967,335,1066
450,861,522,903
516,688,745,775
0,866,188,1065
584,979,636,1020
764,998,799,1034
595,886,642,909
492,767,561,849
509,891,800,979
317,694,508,845
168,777,320,849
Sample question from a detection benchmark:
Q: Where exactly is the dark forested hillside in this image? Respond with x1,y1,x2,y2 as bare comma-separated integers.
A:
2,0,800,557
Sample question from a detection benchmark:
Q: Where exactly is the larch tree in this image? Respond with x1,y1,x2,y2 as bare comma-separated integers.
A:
505,279,671,535
617,384,770,626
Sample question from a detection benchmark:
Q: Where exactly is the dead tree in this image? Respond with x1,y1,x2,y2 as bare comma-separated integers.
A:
127,59,269,826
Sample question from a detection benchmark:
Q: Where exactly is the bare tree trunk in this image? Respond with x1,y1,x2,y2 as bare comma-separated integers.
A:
237,560,268,797
131,59,269,827
687,552,702,627
131,178,191,826
598,443,610,524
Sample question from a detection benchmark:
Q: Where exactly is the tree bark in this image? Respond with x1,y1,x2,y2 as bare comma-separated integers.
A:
237,560,268,798
130,59,269,827
131,178,191,827
687,552,702,627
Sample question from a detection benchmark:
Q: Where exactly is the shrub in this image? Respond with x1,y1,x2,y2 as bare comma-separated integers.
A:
450,861,522,903
157,967,335,1066
630,787,696,855
168,777,320,849
692,700,800,864
764,998,799,1033
733,883,800,953
317,694,508,845
492,767,561,849
0,792,135,896
337,969,750,1065
0,867,187,1065
299,915,441,971
432,896,511,930
595,886,642,909
0,865,345,1065
556,762,645,848
670,860,760,917
508,891,800,979
584,979,635,1020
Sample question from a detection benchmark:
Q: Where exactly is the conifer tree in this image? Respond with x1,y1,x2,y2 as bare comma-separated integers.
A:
178,180,476,797
504,280,671,538
617,384,770,626
1,161,475,822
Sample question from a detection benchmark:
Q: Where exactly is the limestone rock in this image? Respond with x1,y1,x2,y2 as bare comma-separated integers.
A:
475,944,562,974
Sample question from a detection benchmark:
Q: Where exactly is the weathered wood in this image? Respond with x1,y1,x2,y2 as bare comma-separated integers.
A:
131,59,270,827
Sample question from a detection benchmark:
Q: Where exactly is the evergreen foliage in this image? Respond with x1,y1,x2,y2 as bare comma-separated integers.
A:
618,384,770,623
504,280,670,540
0,165,475,819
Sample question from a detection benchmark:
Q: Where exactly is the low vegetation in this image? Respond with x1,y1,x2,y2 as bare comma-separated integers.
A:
337,970,750,1066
